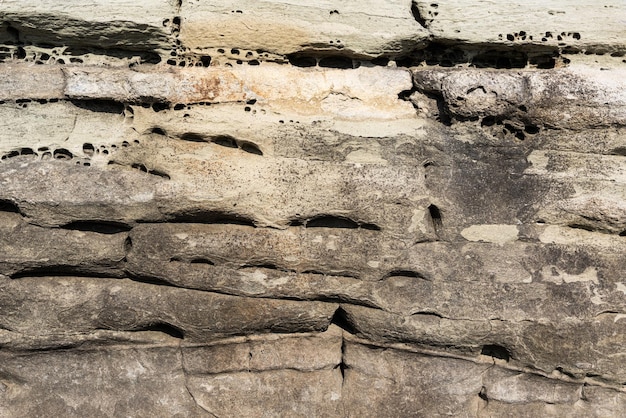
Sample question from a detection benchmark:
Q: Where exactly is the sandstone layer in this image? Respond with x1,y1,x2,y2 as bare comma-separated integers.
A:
0,1,625,417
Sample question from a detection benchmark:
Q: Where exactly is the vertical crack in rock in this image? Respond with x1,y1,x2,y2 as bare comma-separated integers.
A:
179,344,220,418
410,1,429,29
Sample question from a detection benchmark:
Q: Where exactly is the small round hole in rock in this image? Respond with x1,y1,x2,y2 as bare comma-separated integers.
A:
83,143,95,156
53,149,73,160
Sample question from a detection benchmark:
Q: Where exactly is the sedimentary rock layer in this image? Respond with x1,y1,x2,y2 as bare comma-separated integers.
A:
0,0,625,416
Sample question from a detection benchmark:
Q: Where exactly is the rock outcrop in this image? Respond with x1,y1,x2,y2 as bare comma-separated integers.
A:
0,1,625,416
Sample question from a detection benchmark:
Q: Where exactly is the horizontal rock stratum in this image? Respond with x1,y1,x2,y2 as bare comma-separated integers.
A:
0,1,625,417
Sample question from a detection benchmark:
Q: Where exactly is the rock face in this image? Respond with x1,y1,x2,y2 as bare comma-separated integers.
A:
0,1,625,416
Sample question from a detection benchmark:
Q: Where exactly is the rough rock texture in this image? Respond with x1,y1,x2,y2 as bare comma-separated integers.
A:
0,1,625,416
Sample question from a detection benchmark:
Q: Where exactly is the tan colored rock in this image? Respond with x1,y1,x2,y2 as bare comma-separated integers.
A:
413,0,626,54
179,0,428,59
0,0,176,52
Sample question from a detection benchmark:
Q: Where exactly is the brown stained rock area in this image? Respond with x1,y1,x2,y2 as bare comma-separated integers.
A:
0,0,625,416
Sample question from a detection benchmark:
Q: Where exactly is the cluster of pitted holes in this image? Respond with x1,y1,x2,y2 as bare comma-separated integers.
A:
84,140,135,158
499,30,581,44
243,98,269,116
287,54,390,69
0,137,170,180
165,15,214,68
0,146,89,166
0,34,86,65
170,99,271,119
480,105,541,141
396,43,561,69
148,99,266,155
163,9,272,68
479,107,540,141
170,48,275,68
411,2,439,28
0,98,59,109
0,46,70,65
92,138,172,179
165,129,264,156
0,44,158,67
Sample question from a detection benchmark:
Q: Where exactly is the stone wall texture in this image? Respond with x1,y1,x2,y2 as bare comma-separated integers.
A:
0,1,625,416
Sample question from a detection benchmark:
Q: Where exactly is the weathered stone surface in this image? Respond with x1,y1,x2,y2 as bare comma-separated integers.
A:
0,0,625,416
179,0,428,60
183,326,344,417
0,276,336,341
0,0,176,53
413,0,626,55
412,66,626,129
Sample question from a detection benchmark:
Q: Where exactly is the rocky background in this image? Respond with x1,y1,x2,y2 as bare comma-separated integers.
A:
0,1,625,416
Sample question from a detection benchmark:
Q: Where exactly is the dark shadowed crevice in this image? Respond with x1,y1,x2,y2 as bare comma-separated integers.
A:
360,222,381,231
180,132,207,142
53,148,73,160
150,127,167,135
170,256,215,265
481,344,511,362
212,135,238,148
306,216,360,228
331,306,357,334
411,311,444,318
568,223,595,232
147,169,171,179
10,266,122,280
398,87,417,102
240,141,263,155
128,163,171,180
70,99,125,114
135,322,184,339
478,386,489,402
397,42,558,69
292,215,381,231
61,220,132,234
124,236,133,253
428,204,443,235
240,263,295,273
319,56,353,69
418,90,452,125
190,258,214,265
555,367,578,379
410,1,428,28
287,54,317,67
610,146,626,156
333,336,348,384
151,102,170,112
382,270,430,281
165,211,257,227
0,199,21,214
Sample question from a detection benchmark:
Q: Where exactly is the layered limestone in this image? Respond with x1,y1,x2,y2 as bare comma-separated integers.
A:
0,1,625,417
